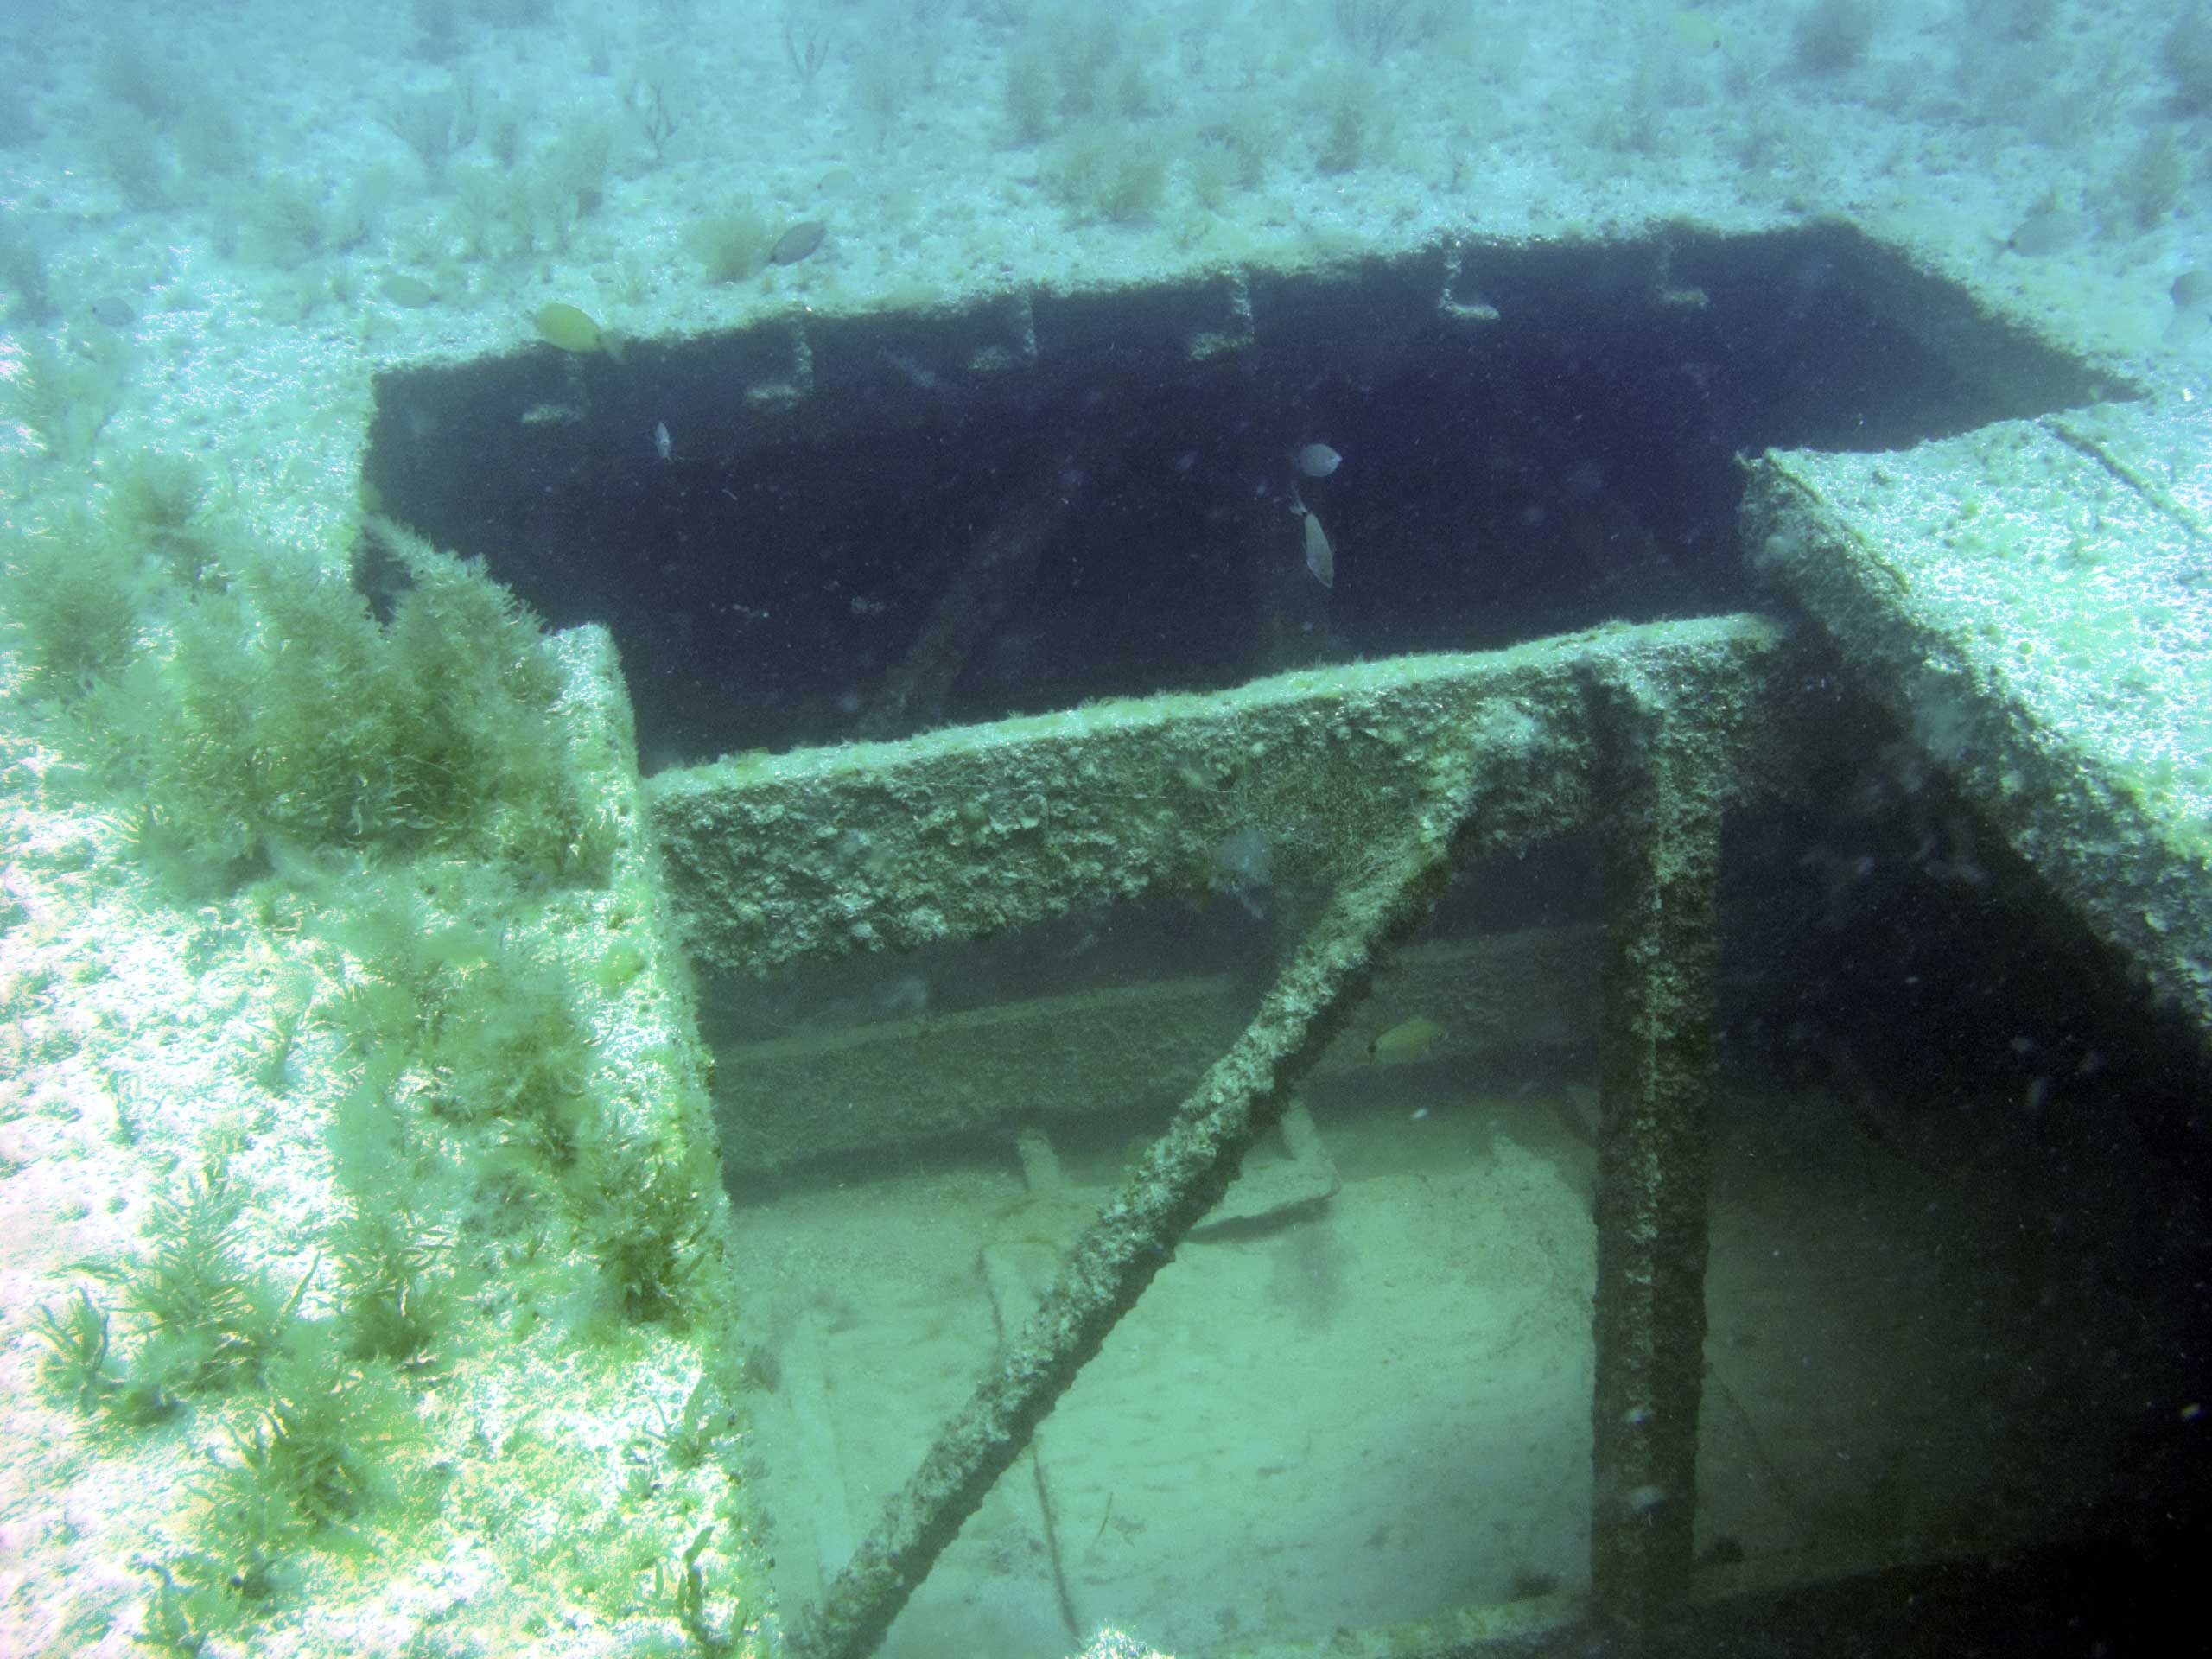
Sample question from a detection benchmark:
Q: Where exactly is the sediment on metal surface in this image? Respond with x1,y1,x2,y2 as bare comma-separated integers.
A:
648,615,1787,983
1744,408,2212,1048
1586,668,1726,1650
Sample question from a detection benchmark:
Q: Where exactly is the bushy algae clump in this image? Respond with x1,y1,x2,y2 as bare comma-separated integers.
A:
3,466,753,1653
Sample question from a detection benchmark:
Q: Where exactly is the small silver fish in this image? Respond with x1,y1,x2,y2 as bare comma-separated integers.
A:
1303,507,1334,588
1297,442,1342,478
654,420,672,461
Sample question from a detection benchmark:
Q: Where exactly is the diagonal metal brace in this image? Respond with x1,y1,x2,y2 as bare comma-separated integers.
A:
787,736,1534,1659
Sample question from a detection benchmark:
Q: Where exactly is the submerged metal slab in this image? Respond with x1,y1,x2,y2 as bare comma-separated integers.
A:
1744,401,2212,1047
709,928,1600,1173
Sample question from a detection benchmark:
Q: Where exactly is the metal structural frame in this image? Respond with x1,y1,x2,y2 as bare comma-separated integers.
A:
647,613,1794,1658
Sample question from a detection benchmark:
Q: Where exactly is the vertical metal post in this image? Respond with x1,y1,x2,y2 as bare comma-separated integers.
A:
1588,673,1723,1652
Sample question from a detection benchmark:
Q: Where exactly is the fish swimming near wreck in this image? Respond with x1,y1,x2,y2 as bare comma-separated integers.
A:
1369,1015,1444,1063
1302,507,1334,588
